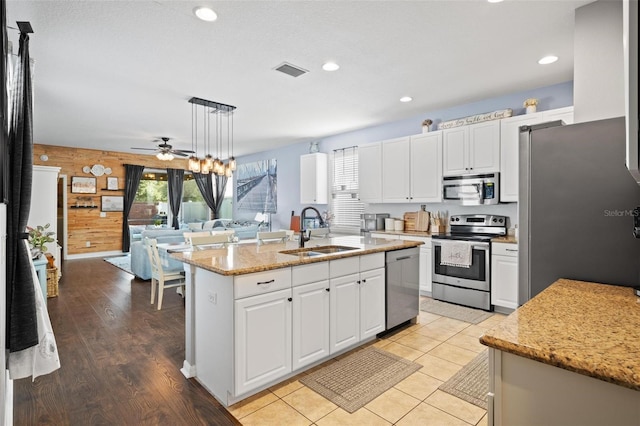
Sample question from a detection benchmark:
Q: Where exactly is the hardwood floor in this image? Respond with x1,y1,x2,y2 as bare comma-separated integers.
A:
13,258,240,425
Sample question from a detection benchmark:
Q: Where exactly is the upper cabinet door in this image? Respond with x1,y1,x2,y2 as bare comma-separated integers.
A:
499,112,544,202
410,132,443,202
358,142,382,203
443,127,468,176
468,120,500,174
382,137,411,202
300,153,328,204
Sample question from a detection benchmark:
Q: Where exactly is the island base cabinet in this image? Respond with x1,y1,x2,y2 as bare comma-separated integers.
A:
292,280,330,371
234,289,292,396
489,349,640,426
359,268,385,340
330,273,360,353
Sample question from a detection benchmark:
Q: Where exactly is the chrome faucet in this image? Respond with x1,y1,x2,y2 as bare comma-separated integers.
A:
299,206,325,248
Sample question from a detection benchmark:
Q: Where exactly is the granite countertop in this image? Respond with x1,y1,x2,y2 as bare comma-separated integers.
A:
491,235,518,244
480,278,640,390
170,235,422,276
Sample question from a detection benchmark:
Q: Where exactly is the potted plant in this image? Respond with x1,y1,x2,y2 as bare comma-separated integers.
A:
523,98,538,114
27,223,55,259
422,119,433,133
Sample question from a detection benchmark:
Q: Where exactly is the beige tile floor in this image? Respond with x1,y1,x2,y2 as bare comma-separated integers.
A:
228,299,506,425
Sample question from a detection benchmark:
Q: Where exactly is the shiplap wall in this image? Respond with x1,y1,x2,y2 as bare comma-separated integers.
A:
32,144,188,256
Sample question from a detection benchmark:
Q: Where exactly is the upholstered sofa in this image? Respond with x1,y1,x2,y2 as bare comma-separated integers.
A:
188,219,263,240
130,229,186,280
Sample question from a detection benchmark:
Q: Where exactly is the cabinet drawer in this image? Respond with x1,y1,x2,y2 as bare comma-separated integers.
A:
360,252,384,272
234,268,292,299
492,242,518,257
330,256,360,278
292,262,329,286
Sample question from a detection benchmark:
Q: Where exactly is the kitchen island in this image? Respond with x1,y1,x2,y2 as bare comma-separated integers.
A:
480,278,640,426
170,235,422,407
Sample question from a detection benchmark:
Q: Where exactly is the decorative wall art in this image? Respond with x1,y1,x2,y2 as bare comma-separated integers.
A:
236,159,277,213
71,176,97,193
107,176,119,190
101,195,124,212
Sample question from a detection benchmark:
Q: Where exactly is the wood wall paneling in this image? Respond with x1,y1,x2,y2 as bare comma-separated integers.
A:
33,144,189,256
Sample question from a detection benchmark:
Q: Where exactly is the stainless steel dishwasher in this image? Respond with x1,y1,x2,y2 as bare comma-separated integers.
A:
385,247,420,330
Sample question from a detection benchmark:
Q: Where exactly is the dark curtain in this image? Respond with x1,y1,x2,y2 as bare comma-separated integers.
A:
6,30,37,352
193,173,228,219
121,164,144,252
167,168,184,229
1,0,8,203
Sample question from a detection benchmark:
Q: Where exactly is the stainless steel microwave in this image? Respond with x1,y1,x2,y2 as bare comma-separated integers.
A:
443,173,499,205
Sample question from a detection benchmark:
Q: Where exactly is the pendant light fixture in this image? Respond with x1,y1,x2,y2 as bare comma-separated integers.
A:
188,97,236,176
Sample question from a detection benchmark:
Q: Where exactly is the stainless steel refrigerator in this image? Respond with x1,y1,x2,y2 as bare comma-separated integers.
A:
518,116,640,305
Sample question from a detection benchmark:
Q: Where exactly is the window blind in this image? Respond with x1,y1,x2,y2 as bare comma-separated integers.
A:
329,147,363,232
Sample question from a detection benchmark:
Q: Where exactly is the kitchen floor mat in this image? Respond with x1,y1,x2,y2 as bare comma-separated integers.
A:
439,349,488,409
420,298,493,324
299,346,422,413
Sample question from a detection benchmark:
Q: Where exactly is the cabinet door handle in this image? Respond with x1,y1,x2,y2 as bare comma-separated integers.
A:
325,288,330,292
362,279,367,283
396,255,411,261
257,279,275,285
505,249,518,252
288,297,292,302
357,280,361,284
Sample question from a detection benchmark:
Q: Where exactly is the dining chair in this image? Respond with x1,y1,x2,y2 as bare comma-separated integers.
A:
189,234,231,250
256,230,289,245
144,237,185,310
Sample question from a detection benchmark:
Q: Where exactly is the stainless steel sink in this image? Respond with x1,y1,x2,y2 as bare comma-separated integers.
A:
279,245,360,257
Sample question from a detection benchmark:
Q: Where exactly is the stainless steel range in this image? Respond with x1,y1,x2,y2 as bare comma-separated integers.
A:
431,214,507,311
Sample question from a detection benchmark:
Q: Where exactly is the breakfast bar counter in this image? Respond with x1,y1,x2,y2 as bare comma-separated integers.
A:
170,235,422,407
480,278,640,425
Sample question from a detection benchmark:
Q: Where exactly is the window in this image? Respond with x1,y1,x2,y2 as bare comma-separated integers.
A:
129,170,219,227
329,147,363,233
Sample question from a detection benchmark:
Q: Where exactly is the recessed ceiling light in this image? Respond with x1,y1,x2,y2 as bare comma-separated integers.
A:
194,7,217,22
538,55,559,65
322,62,340,71
400,96,413,103
487,0,504,3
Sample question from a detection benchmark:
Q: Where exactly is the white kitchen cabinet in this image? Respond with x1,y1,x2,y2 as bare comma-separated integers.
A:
491,242,518,311
382,136,411,202
358,142,383,203
381,133,443,203
329,253,385,353
443,120,500,176
499,106,574,202
409,132,443,203
292,262,330,371
330,272,360,353
234,287,292,395
300,152,328,204
359,266,385,340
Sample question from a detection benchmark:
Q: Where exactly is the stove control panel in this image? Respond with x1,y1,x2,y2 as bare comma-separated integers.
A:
449,214,507,227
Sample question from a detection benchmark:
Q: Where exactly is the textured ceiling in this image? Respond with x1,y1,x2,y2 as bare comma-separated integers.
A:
5,0,592,158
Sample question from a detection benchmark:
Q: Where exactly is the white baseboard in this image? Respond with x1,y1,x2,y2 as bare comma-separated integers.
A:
66,250,124,260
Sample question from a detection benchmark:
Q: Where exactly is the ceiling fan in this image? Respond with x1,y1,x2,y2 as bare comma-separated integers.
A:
131,137,195,159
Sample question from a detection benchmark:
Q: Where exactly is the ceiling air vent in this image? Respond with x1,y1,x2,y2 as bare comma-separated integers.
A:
274,62,308,78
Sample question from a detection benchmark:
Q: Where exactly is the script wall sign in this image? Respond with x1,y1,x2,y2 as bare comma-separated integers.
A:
437,109,513,130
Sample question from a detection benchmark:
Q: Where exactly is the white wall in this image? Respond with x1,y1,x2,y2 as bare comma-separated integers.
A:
574,0,625,123
234,82,573,231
